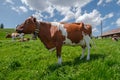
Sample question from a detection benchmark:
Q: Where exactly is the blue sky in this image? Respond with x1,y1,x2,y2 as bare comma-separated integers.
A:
0,0,120,36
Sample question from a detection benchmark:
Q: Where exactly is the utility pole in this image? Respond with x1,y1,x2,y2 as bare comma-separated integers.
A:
101,20,103,38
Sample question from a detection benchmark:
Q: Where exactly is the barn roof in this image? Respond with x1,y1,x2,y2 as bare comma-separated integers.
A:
102,28,120,36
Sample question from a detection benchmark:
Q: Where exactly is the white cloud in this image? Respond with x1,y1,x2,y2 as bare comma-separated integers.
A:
92,27,99,32
32,11,43,21
97,0,112,6
76,9,102,27
76,10,114,32
116,18,120,27
5,0,14,4
103,26,109,31
117,0,120,5
45,6,55,18
61,11,75,22
19,6,28,12
75,8,82,18
51,0,92,22
102,13,114,20
50,0,92,8
21,0,28,5
21,0,50,11
97,0,103,6
20,0,92,21
106,0,112,3
11,6,28,13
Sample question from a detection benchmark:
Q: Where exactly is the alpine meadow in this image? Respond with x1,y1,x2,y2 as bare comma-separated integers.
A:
0,29,120,80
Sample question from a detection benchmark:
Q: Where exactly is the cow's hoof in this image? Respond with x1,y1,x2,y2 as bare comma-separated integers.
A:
86,57,90,60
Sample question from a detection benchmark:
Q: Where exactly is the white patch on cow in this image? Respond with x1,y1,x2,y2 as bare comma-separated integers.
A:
49,47,56,52
79,39,86,46
58,57,62,65
59,24,67,37
51,22,67,37
63,38,73,45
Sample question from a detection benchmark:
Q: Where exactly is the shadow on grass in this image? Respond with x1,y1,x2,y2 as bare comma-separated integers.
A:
48,53,106,72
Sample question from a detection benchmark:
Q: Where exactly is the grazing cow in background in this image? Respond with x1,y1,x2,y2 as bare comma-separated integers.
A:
16,16,92,65
6,33,11,38
112,37,118,41
6,32,24,41
18,38,30,42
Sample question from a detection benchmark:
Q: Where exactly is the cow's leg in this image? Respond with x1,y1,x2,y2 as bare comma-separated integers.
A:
86,45,90,60
56,44,62,65
80,47,86,60
83,34,91,60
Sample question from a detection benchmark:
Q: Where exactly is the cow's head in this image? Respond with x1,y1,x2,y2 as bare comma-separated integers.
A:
16,16,37,34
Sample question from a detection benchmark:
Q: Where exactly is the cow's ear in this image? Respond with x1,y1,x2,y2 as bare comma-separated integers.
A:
33,17,36,22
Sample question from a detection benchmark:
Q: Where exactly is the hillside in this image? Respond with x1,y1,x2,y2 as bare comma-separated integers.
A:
0,29,120,80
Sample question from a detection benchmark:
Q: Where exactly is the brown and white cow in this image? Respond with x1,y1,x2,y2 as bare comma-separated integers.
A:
18,38,30,42
16,16,92,64
6,32,24,41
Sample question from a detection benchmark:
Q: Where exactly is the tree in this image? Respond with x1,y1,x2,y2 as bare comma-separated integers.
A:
0,23,4,29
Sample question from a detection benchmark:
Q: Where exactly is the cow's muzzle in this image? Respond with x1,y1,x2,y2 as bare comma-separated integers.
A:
16,29,23,33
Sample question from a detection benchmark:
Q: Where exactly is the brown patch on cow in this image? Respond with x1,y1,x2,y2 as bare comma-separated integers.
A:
37,22,56,49
64,23,84,43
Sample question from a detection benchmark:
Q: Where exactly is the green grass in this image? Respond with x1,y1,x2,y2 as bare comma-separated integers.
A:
0,29,120,80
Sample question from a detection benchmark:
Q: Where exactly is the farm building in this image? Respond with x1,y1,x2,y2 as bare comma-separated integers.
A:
101,28,120,38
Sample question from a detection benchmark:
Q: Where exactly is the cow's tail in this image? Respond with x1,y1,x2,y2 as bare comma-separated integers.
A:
89,35,96,48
